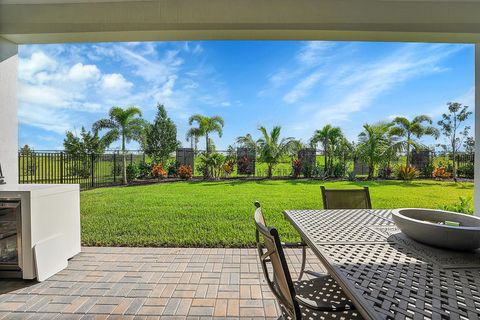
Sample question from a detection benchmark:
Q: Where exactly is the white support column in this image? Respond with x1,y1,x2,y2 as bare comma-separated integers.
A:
0,37,18,184
475,44,480,216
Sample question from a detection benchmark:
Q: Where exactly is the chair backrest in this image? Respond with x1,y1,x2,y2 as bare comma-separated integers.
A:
253,202,301,319
320,186,372,209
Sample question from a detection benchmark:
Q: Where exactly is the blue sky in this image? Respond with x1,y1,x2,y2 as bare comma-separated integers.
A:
18,41,474,151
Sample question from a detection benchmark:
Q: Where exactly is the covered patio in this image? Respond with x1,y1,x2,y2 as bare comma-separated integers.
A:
0,247,318,319
1,0,480,319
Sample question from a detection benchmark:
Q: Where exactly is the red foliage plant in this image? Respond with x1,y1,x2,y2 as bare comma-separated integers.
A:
151,164,167,179
178,164,193,180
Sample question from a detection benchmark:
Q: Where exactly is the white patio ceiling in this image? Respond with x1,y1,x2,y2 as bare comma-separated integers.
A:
1,0,480,44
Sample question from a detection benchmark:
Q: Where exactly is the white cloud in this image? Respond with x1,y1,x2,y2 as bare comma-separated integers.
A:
100,73,133,91
283,70,323,104
296,41,334,66
68,63,100,82
19,51,57,82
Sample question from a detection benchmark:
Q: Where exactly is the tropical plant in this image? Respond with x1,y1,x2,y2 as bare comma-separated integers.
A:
237,155,252,175
310,125,344,175
186,127,202,152
151,163,167,179
292,159,302,178
441,196,473,215
166,161,178,177
396,165,419,180
437,102,472,181
137,161,152,178
93,106,146,185
432,167,451,179
177,164,193,180
126,163,140,182
144,104,179,164
257,126,298,178
390,115,439,167
236,133,258,151
197,152,226,179
347,171,357,181
188,114,224,154
223,159,235,175
357,122,398,179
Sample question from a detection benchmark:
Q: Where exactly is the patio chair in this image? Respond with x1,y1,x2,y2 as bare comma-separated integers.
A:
254,204,360,320
254,202,311,281
320,186,372,209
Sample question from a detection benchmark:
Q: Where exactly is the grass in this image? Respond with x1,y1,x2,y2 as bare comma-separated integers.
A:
80,179,473,247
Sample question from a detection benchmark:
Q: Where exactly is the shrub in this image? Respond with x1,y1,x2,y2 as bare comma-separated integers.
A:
332,162,346,178
440,196,473,215
237,156,252,175
178,164,193,180
151,163,167,179
432,167,451,179
126,163,140,182
347,171,356,181
422,163,434,178
223,159,235,175
379,166,392,179
302,162,315,178
138,161,152,178
167,161,178,177
313,166,326,179
292,159,302,178
396,165,419,180
457,163,474,179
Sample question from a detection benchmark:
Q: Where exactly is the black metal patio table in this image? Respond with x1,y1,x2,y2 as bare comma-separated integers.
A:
283,209,480,320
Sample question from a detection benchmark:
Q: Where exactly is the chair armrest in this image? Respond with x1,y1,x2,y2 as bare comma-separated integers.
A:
281,241,306,248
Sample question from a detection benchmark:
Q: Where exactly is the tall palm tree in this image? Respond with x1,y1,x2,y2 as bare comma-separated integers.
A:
188,115,224,154
186,127,202,152
93,106,145,185
357,122,397,179
390,115,439,166
310,125,343,175
257,126,297,178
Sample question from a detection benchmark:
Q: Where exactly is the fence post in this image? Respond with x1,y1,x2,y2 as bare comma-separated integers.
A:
130,153,133,165
91,153,95,188
60,152,64,184
113,152,116,183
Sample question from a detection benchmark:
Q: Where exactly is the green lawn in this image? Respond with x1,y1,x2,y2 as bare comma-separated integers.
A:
80,179,473,247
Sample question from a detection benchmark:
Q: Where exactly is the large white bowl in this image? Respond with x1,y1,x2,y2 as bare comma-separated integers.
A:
392,208,480,251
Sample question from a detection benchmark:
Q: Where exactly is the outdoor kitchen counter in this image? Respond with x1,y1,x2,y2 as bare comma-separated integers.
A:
0,184,80,280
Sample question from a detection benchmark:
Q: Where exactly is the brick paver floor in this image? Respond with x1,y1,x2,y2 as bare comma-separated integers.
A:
0,247,324,319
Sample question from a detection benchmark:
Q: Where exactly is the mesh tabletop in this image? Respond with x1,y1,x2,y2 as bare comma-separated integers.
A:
283,209,480,320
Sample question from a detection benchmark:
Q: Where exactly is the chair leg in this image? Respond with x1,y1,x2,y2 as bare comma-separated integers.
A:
297,241,307,281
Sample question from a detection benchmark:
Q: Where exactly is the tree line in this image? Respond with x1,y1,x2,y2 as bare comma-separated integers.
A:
56,101,472,184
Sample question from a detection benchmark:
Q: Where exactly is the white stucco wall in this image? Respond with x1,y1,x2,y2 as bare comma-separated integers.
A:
0,37,18,184
475,44,479,216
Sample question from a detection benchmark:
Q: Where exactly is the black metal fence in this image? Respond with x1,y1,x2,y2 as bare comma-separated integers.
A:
18,151,146,190
18,149,475,190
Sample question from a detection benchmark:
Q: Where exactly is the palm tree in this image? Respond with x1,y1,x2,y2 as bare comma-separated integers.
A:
236,133,258,151
93,106,145,185
188,115,224,154
186,127,202,152
390,115,439,166
257,126,297,178
310,125,343,175
357,122,397,179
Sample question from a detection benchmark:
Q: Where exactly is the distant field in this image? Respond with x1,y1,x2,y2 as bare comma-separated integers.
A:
80,179,473,247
